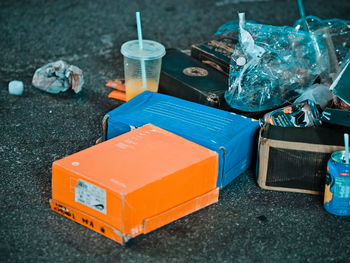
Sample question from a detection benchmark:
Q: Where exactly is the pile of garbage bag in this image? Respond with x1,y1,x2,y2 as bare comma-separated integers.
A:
222,13,350,114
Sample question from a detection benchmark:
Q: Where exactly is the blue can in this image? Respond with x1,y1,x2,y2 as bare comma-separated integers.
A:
324,150,350,216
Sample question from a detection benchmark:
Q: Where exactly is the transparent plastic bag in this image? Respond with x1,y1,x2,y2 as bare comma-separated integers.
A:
294,84,332,110
216,16,350,65
224,13,330,112
293,16,350,65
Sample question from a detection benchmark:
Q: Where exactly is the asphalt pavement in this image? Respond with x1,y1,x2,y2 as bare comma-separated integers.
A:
1,0,350,262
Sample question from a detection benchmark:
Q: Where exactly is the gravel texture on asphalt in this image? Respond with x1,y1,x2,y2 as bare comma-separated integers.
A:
1,0,350,262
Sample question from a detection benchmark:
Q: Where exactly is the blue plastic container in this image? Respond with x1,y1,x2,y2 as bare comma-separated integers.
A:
103,91,259,188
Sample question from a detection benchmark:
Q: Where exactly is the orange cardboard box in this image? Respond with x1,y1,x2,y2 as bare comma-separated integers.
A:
50,124,219,244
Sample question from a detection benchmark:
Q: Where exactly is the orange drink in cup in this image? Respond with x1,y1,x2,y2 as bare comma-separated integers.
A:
121,40,165,101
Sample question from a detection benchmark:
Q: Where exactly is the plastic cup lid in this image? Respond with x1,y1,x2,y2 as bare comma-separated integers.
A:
121,40,166,60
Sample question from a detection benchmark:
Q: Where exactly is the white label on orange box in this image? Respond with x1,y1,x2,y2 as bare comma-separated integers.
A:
75,179,107,214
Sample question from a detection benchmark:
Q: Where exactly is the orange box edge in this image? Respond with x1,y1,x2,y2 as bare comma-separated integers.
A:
50,187,219,245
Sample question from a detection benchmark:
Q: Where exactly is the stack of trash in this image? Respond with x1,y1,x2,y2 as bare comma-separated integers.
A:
49,12,259,245
213,10,350,196
219,12,349,122
48,3,350,245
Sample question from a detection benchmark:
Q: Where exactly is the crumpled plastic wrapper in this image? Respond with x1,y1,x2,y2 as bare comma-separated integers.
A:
260,100,321,128
216,16,350,65
224,13,331,112
32,60,84,94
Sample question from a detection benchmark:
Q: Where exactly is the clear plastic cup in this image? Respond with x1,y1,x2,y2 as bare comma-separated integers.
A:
121,40,165,101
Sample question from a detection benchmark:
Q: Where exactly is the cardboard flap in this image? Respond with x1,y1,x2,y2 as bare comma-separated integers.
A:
50,199,125,244
102,114,109,141
143,188,219,234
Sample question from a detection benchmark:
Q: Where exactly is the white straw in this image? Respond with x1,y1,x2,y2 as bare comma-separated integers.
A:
345,133,349,164
136,12,143,49
136,11,147,90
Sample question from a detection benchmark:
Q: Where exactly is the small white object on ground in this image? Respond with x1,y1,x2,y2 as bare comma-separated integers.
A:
8,80,24,95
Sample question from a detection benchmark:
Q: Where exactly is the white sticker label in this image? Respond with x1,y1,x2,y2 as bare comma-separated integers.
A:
75,179,107,214
334,177,350,198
